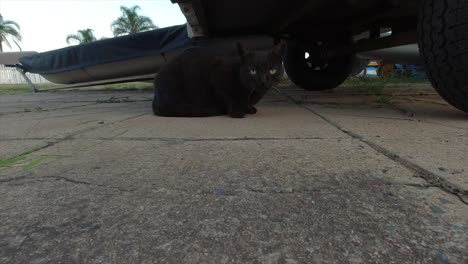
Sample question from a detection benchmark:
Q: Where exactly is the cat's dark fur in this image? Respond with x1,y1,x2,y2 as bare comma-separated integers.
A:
152,42,285,118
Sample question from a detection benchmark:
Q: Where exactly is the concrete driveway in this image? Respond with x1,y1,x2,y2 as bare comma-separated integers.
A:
0,82,467,263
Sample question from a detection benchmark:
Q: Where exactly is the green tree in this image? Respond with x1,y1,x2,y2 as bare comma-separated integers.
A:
66,29,97,45
0,14,22,52
111,5,158,36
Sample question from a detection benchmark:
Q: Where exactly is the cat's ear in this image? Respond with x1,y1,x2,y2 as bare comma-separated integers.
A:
271,41,286,57
236,42,250,63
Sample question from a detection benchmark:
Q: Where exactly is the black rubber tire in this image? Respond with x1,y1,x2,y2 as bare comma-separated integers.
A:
418,0,468,113
284,41,354,91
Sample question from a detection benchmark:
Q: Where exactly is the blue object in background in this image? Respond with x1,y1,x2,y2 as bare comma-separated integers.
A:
365,66,378,77
394,64,427,78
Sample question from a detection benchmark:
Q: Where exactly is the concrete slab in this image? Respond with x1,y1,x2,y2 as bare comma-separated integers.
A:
1,162,466,263
0,102,149,140
304,104,468,191
1,85,467,263
1,138,425,191
391,98,468,130
274,83,467,192
0,90,152,115
78,102,346,140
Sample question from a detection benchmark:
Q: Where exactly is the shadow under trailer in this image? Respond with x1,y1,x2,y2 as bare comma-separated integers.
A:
172,0,468,113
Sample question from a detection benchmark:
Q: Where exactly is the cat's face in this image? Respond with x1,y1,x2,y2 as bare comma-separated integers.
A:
237,42,285,93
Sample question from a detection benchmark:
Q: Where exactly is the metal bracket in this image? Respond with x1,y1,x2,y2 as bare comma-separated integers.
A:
353,31,418,53
176,0,207,38
16,65,38,92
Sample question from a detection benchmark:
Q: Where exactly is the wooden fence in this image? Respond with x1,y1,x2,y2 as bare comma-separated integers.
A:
0,65,50,84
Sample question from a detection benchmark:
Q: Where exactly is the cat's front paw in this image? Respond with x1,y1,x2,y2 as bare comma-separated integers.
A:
245,106,257,114
229,112,245,118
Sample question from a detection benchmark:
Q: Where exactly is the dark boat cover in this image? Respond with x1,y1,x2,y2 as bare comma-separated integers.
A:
19,24,192,74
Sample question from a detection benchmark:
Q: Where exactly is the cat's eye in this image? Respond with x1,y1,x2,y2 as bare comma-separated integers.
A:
249,69,257,75
269,69,277,75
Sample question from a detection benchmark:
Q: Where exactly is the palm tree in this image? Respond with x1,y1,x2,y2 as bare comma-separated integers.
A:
0,14,22,52
111,5,158,37
66,29,97,45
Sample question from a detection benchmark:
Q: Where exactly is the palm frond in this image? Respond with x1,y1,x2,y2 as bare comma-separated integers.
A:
2,20,21,30
12,39,22,51
78,29,97,43
3,27,22,41
66,34,82,44
120,5,141,15
135,16,157,31
0,18,23,51
2,36,12,49
66,29,97,44
111,5,157,36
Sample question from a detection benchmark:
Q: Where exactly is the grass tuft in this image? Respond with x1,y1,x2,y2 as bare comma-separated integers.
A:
340,77,429,104
22,156,49,170
0,155,26,168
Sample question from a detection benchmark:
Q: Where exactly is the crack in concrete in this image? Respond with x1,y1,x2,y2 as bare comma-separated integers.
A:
90,136,340,142
37,175,132,192
0,138,57,141
53,99,151,103
401,98,449,106
316,112,416,122
0,112,148,174
386,103,417,118
1,136,346,142
36,110,115,120
373,181,436,189
0,142,58,162
1,171,431,200
0,102,99,117
0,175,27,184
0,173,130,192
275,87,468,205
96,98,151,104
143,181,435,196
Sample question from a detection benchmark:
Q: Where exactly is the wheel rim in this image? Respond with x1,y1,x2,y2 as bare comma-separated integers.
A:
302,41,330,71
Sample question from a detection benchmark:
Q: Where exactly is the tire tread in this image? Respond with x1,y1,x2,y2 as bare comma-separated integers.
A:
419,0,468,112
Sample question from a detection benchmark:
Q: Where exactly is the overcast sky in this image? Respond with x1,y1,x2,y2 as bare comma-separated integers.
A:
0,0,186,52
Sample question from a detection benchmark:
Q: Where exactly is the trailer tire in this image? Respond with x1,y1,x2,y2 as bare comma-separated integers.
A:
284,41,354,91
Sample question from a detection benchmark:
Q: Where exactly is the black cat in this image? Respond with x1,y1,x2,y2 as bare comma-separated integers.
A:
152,42,285,118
